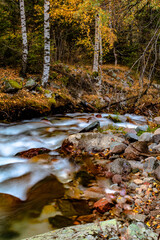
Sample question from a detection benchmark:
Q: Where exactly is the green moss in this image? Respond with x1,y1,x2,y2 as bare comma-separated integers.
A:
36,86,43,93
48,96,56,105
137,125,160,136
44,90,50,94
7,79,22,89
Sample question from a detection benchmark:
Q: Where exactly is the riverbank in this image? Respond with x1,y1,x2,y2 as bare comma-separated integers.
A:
0,64,159,122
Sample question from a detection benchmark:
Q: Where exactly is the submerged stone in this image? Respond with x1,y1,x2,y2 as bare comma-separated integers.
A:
48,215,73,228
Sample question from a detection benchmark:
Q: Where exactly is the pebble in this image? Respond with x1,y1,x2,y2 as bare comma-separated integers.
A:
116,197,126,204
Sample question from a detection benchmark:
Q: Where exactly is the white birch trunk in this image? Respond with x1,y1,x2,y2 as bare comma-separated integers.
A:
99,27,103,66
108,0,117,66
19,0,28,76
42,0,50,86
93,13,100,73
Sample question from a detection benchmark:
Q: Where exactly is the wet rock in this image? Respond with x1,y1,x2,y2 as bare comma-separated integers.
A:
125,133,139,142
139,132,153,142
29,153,54,164
154,165,160,181
74,171,95,187
110,142,127,154
56,199,91,217
93,198,114,213
0,229,20,239
3,79,22,93
62,133,124,153
154,116,160,125
48,215,73,228
26,175,64,214
110,158,132,175
16,148,50,158
136,125,148,132
124,141,148,160
143,157,159,172
79,121,100,133
152,134,160,144
0,193,22,212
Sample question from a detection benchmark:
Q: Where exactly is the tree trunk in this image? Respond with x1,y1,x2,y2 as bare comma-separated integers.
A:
19,0,28,76
99,27,103,66
42,0,50,87
93,13,100,73
108,0,117,66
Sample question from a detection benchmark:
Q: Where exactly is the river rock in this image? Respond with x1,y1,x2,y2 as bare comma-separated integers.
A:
110,158,131,175
151,143,160,153
154,166,160,181
152,134,160,144
26,175,64,214
16,148,51,158
143,157,159,172
48,215,73,228
128,160,143,171
56,199,91,217
139,132,153,142
136,125,148,132
154,116,160,125
110,142,127,154
62,133,124,153
148,143,158,153
154,128,160,135
0,193,22,213
124,141,148,160
79,121,100,133
125,133,139,142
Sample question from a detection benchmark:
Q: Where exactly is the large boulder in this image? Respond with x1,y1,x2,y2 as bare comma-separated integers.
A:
62,133,124,153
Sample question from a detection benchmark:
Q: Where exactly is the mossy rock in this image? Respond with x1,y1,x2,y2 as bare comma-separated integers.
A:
3,79,22,93
25,78,37,90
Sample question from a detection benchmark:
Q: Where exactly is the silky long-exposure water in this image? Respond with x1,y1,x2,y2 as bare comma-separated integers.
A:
0,113,148,240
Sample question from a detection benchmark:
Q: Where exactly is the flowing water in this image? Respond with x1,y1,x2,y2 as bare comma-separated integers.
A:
0,113,148,240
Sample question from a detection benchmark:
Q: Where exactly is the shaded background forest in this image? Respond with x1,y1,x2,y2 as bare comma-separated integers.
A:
0,0,160,84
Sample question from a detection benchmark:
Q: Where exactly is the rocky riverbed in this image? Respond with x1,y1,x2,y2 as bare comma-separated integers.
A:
0,113,159,240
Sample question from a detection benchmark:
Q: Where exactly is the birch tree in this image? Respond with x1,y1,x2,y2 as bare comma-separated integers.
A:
93,13,100,73
42,0,50,87
19,0,28,76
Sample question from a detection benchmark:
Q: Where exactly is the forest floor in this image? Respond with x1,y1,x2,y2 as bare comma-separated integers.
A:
0,63,159,121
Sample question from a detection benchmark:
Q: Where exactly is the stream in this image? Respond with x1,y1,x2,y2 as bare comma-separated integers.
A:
0,113,148,240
